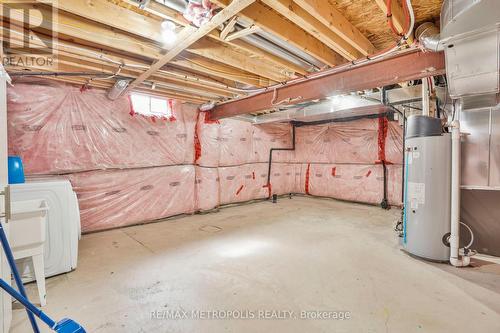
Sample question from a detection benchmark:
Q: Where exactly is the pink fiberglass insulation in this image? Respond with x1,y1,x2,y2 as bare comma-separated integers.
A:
252,123,293,163
196,114,293,166
7,80,404,232
67,165,196,233
7,79,197,174
292,119,379,164
386,121,404,164
195,166,220,212
307,164,402,205
218,118,255,166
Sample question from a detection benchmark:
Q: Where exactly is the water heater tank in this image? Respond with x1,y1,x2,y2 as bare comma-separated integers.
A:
404,116,451,261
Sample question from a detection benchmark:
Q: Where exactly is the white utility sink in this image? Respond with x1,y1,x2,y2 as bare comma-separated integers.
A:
10,200,48,255
9,199,49,306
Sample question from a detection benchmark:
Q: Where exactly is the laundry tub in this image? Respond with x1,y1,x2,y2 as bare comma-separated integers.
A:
10,199,49,306
10,200,48,254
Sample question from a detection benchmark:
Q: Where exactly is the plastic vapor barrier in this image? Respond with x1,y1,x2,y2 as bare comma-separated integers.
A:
8,79,403,232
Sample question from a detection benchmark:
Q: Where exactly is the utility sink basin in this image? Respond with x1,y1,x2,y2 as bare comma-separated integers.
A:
10,199,48,254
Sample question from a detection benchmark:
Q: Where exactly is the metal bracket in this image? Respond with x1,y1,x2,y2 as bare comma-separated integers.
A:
0,185,11,221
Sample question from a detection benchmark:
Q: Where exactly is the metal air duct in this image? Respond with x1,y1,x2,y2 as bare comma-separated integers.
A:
418,0,500,108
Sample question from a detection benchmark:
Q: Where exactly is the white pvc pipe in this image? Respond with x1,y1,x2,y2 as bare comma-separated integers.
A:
422,78,430,117
450,119,470,267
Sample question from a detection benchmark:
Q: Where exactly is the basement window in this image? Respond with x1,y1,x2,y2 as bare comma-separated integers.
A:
130,93,173,119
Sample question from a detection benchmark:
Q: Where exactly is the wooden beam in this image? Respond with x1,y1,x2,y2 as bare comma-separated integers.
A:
1,24,240,98
220,16,238,40
373,0,407,37
126,0,257,92
261,0,362,60
38,0,165,41
2,3,276,88
6,64,209,103
210,51,446,119
53,55,227,99
117,0,305,75
186,39,290,82
111,0,305,76
293,0,376,56
227,39,305,76
224,25,260,41
33,0,304,78
119,0,188,25
211,0,345,67
170,54,272,87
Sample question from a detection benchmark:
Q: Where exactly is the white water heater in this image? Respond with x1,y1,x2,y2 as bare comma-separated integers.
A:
404,116,451,261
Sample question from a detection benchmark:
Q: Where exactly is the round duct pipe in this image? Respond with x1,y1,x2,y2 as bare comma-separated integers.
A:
157,0,188,13
415,22,443,52
241,34,316,72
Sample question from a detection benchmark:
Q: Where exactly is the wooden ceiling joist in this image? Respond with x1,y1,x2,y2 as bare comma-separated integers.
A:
210,0,345,67
373,0,407,36
293,0,377,56
186,39,290,82
126,0,257,93
2,0,442,106
169,54,272,88
1,24,240,98
44,0,303,78
36,0,301,82
261,0,362,60
224,25,260,42
114,0,306,75
2,2,275,89
35,0,164,42
220,16,238,40
119,0,188,25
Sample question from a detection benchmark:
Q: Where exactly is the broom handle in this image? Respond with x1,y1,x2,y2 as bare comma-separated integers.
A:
0,278,56,328
0,222,42,332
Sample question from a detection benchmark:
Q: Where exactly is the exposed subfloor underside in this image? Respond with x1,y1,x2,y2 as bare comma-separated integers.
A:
11,196,500,332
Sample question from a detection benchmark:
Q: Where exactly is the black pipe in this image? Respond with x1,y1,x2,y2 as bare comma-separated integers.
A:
293,111,394,127
381,160,389,209
266,124,296,189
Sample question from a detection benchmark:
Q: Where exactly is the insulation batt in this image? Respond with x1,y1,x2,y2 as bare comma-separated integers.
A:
7,80,403,232
7,79,197,174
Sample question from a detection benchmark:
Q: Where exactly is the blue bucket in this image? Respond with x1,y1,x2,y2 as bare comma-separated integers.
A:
8,156,25,184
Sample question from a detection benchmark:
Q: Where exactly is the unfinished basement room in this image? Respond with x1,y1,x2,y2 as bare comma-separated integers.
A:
0,0,499,332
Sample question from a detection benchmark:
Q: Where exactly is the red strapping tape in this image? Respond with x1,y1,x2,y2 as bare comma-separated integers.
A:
377,116,389,163
236,185,244,196
204,112,220,124
305,163,311,194
194,112,202,163
127,95,136,116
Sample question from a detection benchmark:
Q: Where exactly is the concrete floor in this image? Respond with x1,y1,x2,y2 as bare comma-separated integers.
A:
10,196,500,333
